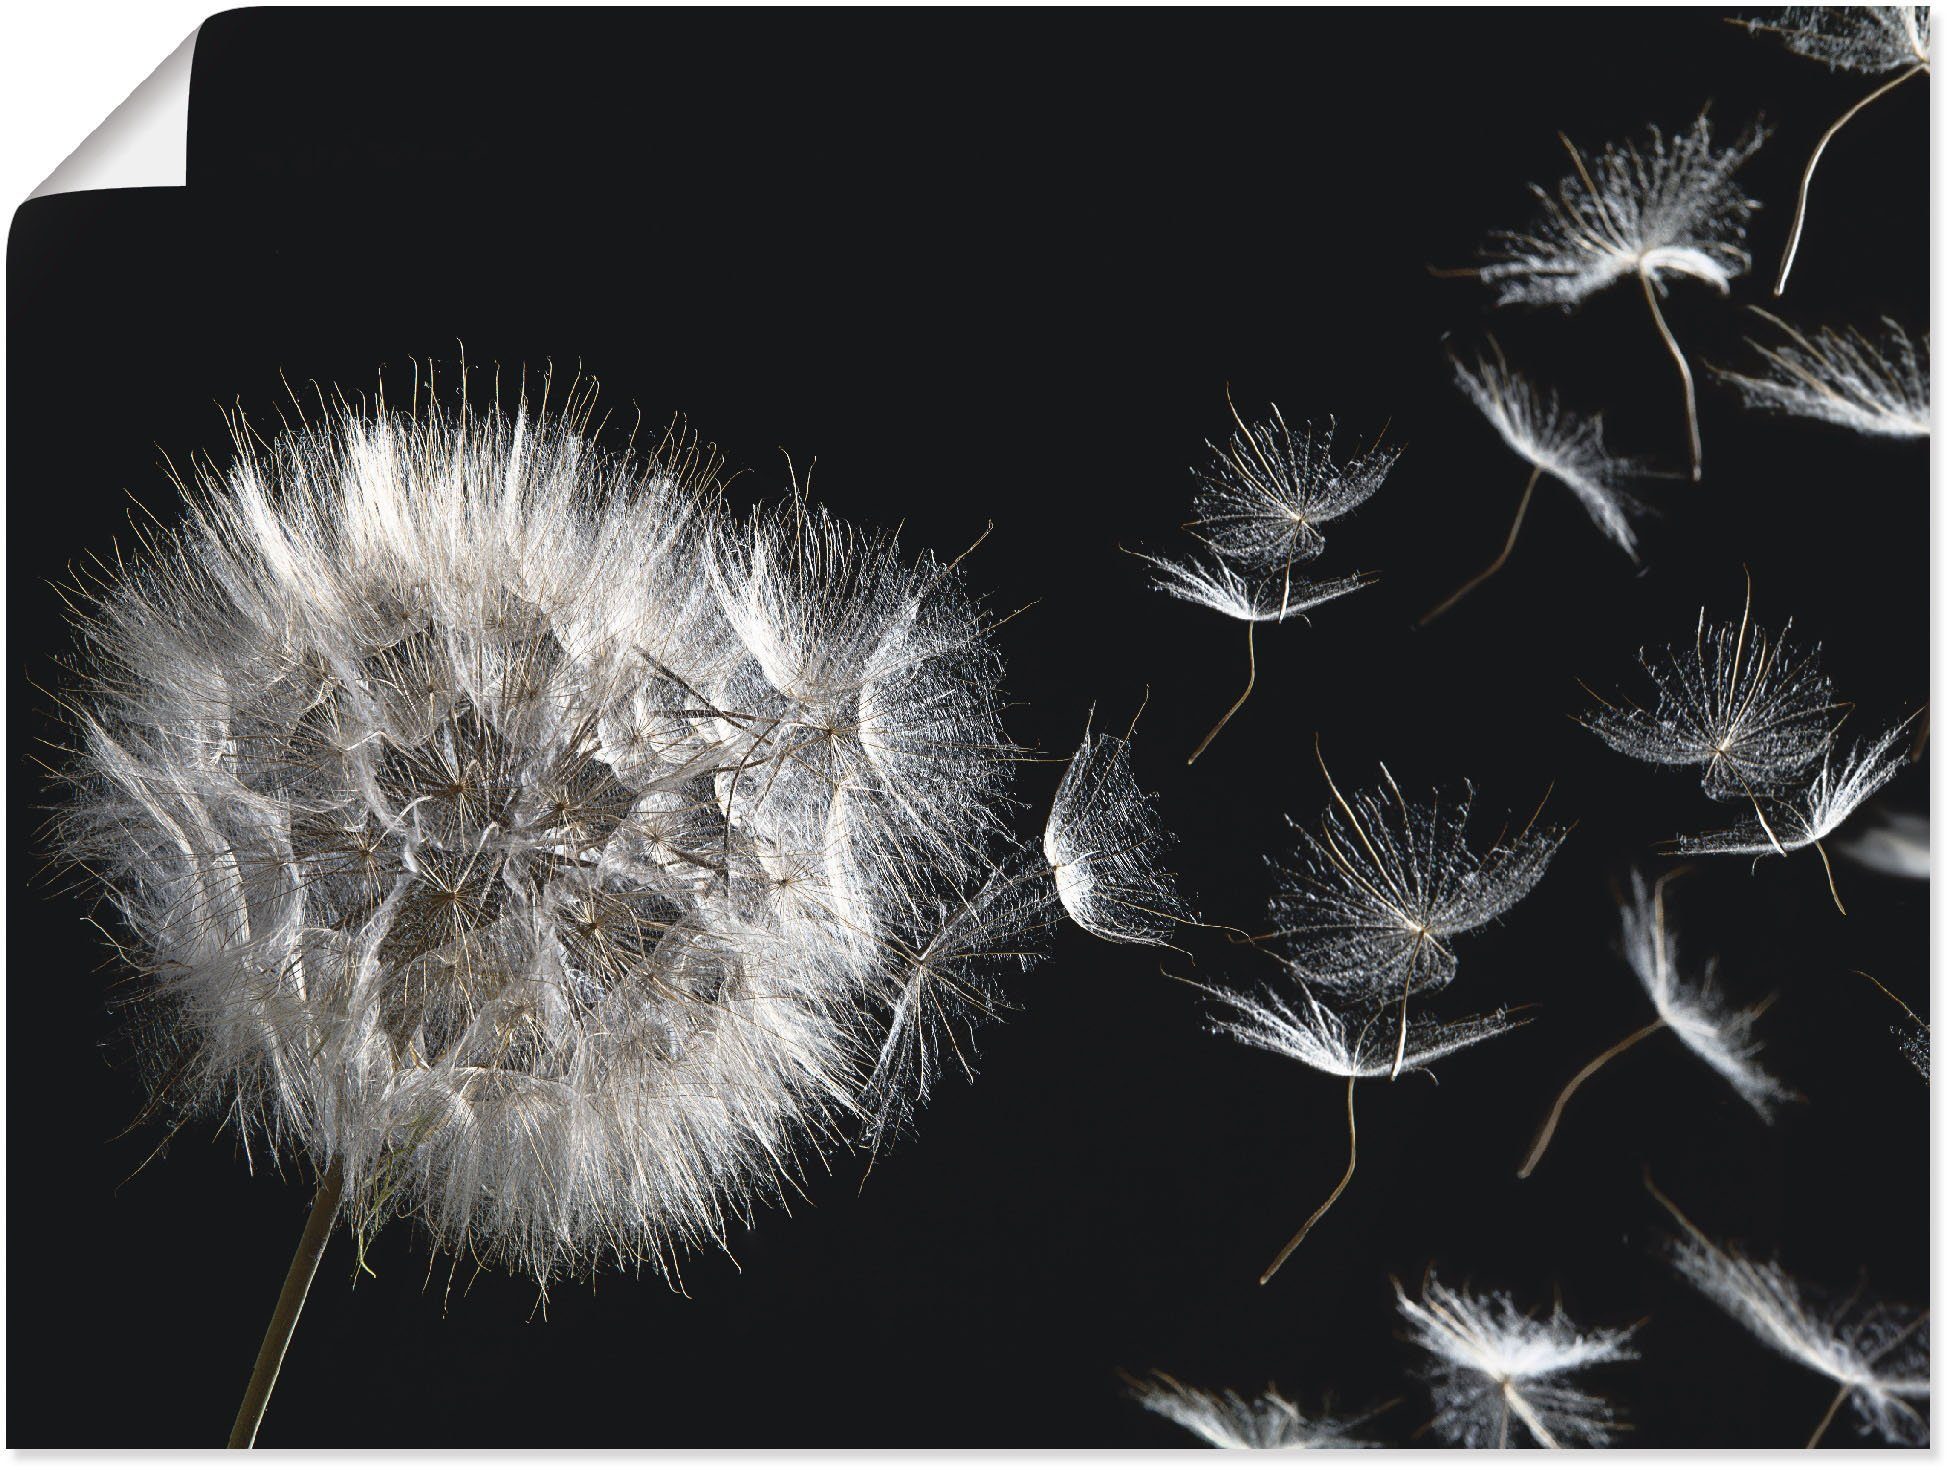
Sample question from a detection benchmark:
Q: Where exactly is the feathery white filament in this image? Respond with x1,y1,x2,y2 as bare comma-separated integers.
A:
1718,313,1930,438
1396,1273,1638,1448
1129,1372,1384,1449
1044,719,1189,946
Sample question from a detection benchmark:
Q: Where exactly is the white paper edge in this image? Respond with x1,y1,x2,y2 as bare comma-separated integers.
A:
30,26,198,198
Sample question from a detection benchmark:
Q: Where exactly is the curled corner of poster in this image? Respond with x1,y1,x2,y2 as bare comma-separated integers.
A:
30,28,199,199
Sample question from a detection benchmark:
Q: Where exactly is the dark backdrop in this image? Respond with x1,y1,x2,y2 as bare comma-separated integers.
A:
8,7,1928,1449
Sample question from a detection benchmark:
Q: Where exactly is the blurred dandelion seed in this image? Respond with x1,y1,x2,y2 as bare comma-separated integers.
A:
1855,970,1929,1082
1717,310,1930,438
1125,1370,1390,1449
1739,7,1930,293
1422,344,1652,624
1517,869,1791,1179
1647,1174,1931,1446
1396,1271,1639,1448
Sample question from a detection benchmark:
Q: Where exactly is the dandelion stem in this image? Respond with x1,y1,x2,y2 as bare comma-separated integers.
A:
1775,64,1927,297
1187,619,1256,766
229,1161,344,1449
1812,839,1847,916
1805,1380,1851,1449
1517,1019,1667,1179
1260,1070,1358,1285
1640,270,1702,482
1420,463,1543,624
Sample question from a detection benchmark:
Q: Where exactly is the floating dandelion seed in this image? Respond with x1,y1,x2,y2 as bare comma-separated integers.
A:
1396,1272,1638,1448
1518,869,1791,1179
1856,971,1929,1082
1740,7,1930,294
1580,576,1845,834
1648,1176,1931,1446
1043,710,1190,946
1422,344,1652,623
1267,740,1565,1078
1186,399,1399,586
1126,1372,1388,1449
1673,716,1917,913
1203,979,1524,1282
44,380,1062,1442
1137,550,1375,765
1480,113,1766,480
1717,311,1930,438
1839,808,1929,879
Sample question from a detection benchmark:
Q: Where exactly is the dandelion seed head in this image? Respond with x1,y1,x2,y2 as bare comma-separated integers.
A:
1396,1274,1638,1448
1480,114,1766,308
1043,721,1189,947
1582,599,1843,800
1187,406,1399,576
50,385,1043,1281
1742,6,1931,73
1451,349,1652,557
1269,766,1564,1008
1718,315,1930,439
1129,1372,1384,1449
1618,871,1792,1116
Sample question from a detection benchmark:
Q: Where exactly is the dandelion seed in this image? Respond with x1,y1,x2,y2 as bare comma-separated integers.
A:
1203,979,1524,1281
1423,345,1652,623
1480,113,1766,479
1856,971,1929,1082
1044,710,1190,946
1648,1176,1931,1446
1137,550,1375,765
1740,7,1930,294
45,379,1062,1440
1268,740,1565,1078
1187,398,1399,585
1518,869,1791,1178
1717,311,1929,438
1581,575,1844,825
1839,808,1929,879
1673,716,1916,913
1396,1272,1638,1448
1127,1371,1387,1449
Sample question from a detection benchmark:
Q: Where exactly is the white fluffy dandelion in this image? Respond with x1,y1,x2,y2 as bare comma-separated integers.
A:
1517,870,1791,1179
1673,717,1916,913
1479,113,1766,479
1043,711,1189,946
1396,1272,1638,1448
1267,742,1566,1077
1128,1371,1387,1449
1204,979,1524,1281
1839,808,1929,879
1422,344,1652,623
1717,311,1930,438
48,380,1058,1441
1740,7,1931,294
1649,1177,1931,1446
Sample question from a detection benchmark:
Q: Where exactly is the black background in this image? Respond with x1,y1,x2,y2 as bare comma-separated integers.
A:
7,7,1929,1449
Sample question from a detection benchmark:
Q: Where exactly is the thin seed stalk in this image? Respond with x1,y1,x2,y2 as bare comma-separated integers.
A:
229,1161,345,1449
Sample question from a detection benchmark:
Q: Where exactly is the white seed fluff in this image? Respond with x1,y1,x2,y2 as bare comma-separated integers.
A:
1396,1273,1638,1448
1673,719,1914,860
1618,871,1793,1117
1205,981,1524,1080
1480,114,1767,308
1450,347,1652,558
1718,313,1930,438
1044,718,1189,946
1742,6,1931,74
1129,1372,1384,1449
52,387,1049,1282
